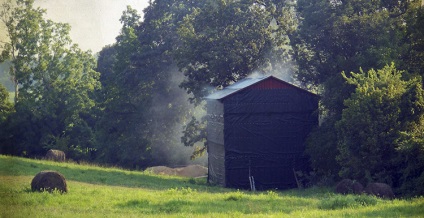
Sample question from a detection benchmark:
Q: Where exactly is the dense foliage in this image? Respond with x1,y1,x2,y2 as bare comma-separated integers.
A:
0,0,423,196
94,6,152,169
0,0,100,160
336,64,424,196
296,0,424,196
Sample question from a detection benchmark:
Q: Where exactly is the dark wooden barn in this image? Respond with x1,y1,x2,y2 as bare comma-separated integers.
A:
206,75,319,190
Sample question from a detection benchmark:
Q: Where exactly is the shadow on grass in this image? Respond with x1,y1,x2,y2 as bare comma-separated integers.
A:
0,155,213,191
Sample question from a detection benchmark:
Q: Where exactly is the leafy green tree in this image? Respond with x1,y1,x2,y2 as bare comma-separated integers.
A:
96,1,210,168
394,81,424,196
174,0,297,155
305,116,341,182
295,1,424,189
175,0,284,104
336,63,424,195
402,2,424,76
293,0,408,115
135,0,209,165
95,6,152,168
0,0,100,159
0,84,14,155
0,84,13,123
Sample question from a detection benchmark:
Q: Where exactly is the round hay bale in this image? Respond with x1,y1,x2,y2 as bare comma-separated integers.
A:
31,171,68,193
45,149,66,162
364,183,394,199
335,179,364,195
175,165,208,178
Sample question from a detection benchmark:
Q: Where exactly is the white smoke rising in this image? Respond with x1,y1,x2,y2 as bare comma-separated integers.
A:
248,59,297,84
147,67,207,167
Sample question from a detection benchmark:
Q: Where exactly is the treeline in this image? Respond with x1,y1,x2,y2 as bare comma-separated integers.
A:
0,0,423,196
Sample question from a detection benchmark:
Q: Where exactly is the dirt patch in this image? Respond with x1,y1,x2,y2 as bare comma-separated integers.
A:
146,166,177,176
146,165,207,178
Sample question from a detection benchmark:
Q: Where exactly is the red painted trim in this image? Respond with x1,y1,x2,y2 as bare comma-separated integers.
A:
247,77,292,90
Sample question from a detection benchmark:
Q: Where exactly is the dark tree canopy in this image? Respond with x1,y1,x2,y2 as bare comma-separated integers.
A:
175,0,288,104
298,1,424,196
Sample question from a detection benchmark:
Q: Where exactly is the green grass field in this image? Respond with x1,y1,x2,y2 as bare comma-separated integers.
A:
1,155,423,217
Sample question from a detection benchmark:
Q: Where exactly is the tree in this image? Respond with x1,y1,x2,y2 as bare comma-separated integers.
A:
395,81,424,196
336,63,424,195
0,84,14,155
292,0,414,115
173,0,298,156
295,1,424,190
95,6,152,169
0,0,100,159
402,2,424,77
304,115,341,182
0,84,12,123
136,0,211,165
176,0,280,104
95,1,212,168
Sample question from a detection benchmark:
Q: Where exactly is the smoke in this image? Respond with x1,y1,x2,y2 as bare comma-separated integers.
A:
248,59,296,83
146,39,299,168
246,45,306,89
147,67,207,167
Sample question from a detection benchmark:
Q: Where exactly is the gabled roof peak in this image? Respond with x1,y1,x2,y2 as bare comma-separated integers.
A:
206,75,317,100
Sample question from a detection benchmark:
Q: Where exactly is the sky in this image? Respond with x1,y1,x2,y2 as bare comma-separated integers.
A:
0,0,150,54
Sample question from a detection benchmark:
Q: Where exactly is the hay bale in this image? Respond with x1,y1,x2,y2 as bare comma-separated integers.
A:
335,179,364,195
45,149,66,162
364,183,394,199
175,165,208,178
31,170,68,193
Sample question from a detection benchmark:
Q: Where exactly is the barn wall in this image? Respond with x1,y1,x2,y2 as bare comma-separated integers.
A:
206,100,225,185
223,89,318,190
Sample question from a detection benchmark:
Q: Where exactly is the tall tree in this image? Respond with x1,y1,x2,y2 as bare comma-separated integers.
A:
0,0,100,159
95,6,152,169
176,0,282,104
174,0,296,156
0,84,12,124
96,1,210,168
402,1,424,76
135,0,208,165
293,0,411,115
0,84,14,155
296,0,424,186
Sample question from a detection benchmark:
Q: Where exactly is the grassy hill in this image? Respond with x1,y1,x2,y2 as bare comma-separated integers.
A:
0,155,423,217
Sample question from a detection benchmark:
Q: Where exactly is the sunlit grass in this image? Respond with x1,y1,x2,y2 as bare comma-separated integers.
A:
1,155,423,217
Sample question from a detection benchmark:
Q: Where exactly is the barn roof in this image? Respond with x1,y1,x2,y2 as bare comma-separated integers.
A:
205,75,317,100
